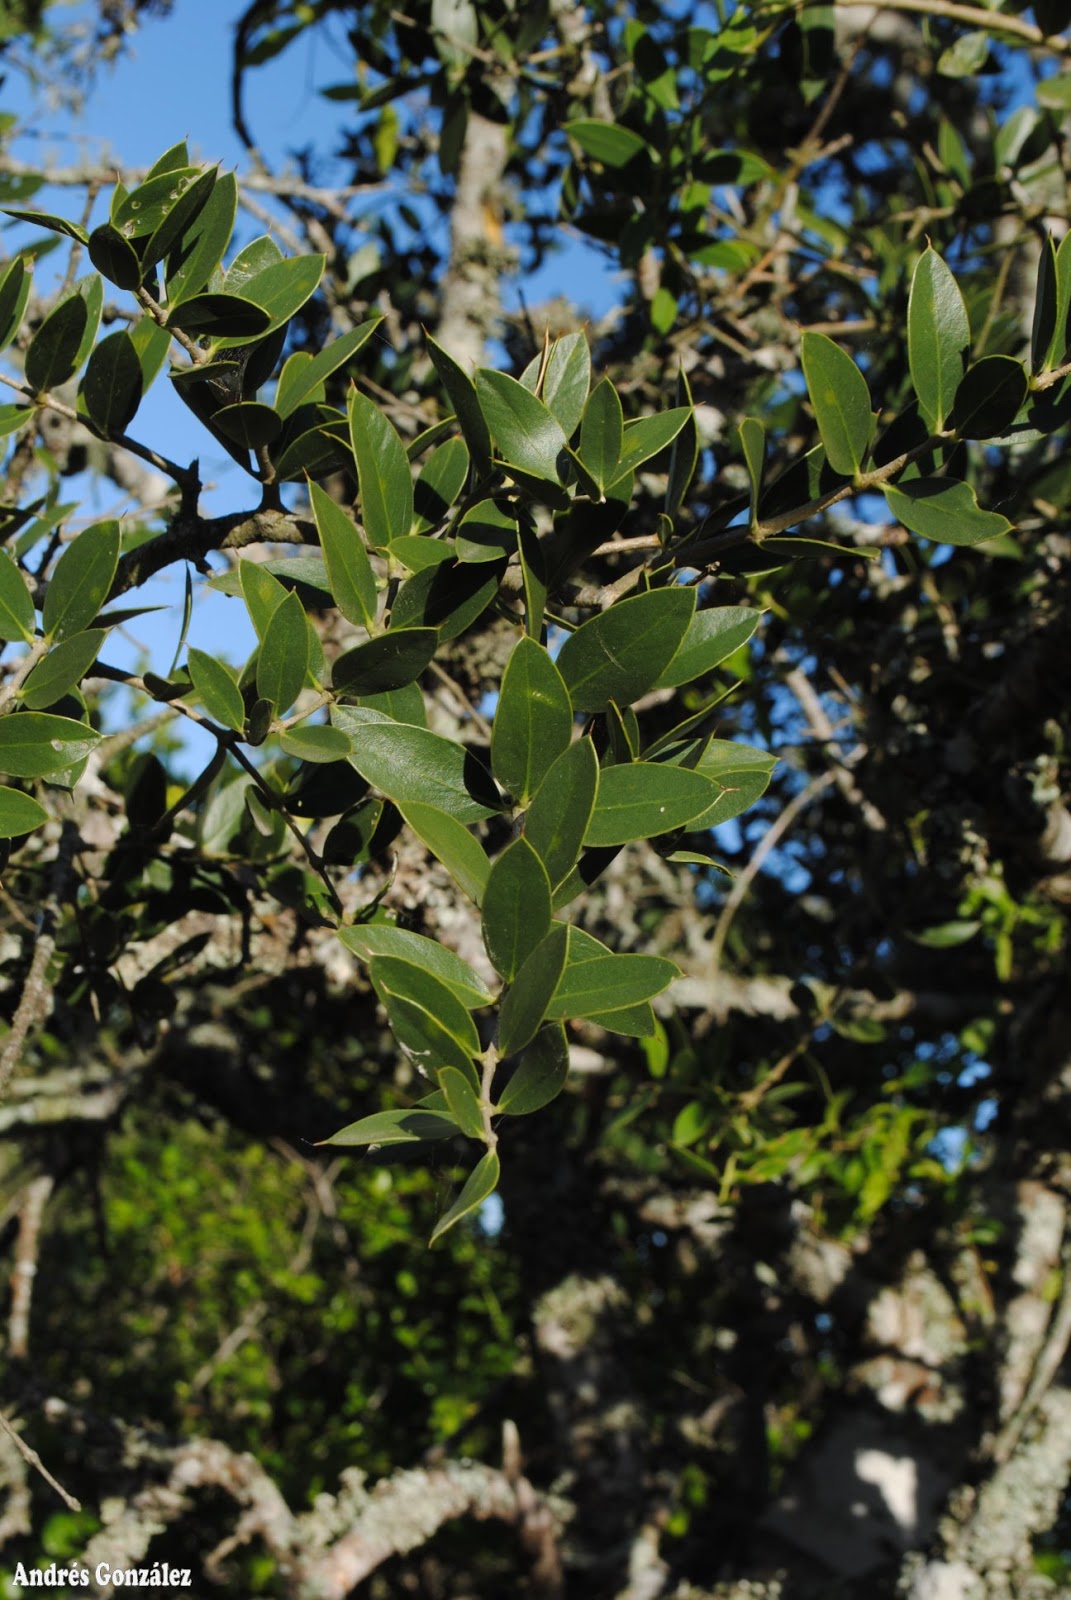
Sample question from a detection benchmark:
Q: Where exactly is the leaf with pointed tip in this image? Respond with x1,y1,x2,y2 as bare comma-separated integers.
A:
112,167,203,238
564,120,654,165
0,554,34,644
339,923,493,1007
348,389,413,548
25,292,90,393
370,955,482,1086
398,801,490,904
320,1106,458,1147
491,637,573,804
0,207,89,243
43,521,120,641
186,648,246,733
217,253,325,342
82,330,143,435
908,246,970,430
540,333,590,437
884,477,1013,546
275,318,382,417
165,171,238,303
524,736,599,887
654,607,761,689
616,408,690,477
1033,234,1059,374
413,437,470,533
498,922,569,1057
308,481,377,631
436,1066,485,1140
482,836,552,980
585,762,716,846
496,1023,569,1114
427,335,493,474
454,499,517,564
333,628,437,695
580,377,624,492
587,1001,658,1038
557,587,695,712
429,1149,500,1244
256,589,309,713
547,929,678,1019
390,559,504,640
346,720,501,822
140,165,218,270
20,630,105,709
279,724,353,763
475,369,567,481
801,332,873,478
0,712,100,778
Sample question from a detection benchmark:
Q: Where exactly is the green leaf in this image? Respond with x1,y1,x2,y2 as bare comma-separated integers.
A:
348,389,414,548
321,1106,458,1147
800,332,873,478
950,357,1029,441
239,559,288,639
338,923,493,1007
256,589,309,713
654,607,761,689
908,920,981,948
398,801,490,904
524,736,599,887
140,165,218,270
166,293,272,338
0,553,34,644
129,317,172,391
82,330,143,435
491,637,573,804
187,648,245,733
357,683,427,726
308,481,378,631
0,711,100,777
908,246,970,430
279,723,353,763
454,499,517,563
0,786,48,839
275,317,382,417
481,836,552,980
20,630,105,709
390,559,504,640
547,928,678,1019
426,335,493,475
884,478,1012,546
87,223,142,290
390,536,456,572
343,717,501,822
0,255,31,352
540,333,590,437
25,291,90,393
224,235,284,292
556,587,695,712
112,166,203,237
496,1023,569,1115
588,1000,657,1038
1033,235,1059,374
616,409,691,476
474,369,568,481
498,922,569,1057
219,253,325,339
585,762,716,846
332,628,437,694
211,402,283,449
580,377,625,492
370,954,482,1084
518,523,547,638
413,437,470,533
165,171,238,304
430,1149,500,1244
43,521,120,641
437,1066,485,1140
1053,232,1071,369
666,366,698,518
0,207,89,244
937,29,989,76
564,120,654,166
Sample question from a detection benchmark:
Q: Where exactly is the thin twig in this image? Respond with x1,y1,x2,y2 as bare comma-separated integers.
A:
0,1413,81,1512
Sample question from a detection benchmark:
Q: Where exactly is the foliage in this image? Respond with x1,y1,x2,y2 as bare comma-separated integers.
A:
1,0,1071,1596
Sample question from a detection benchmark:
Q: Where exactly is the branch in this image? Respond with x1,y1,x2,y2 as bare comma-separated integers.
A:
829,0,1069,53
110,507,318,599
0,818,79,1100
0,1413,80,1514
